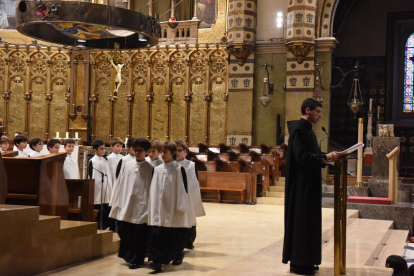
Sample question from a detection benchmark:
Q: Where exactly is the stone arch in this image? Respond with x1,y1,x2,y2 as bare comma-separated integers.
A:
316,0,340,38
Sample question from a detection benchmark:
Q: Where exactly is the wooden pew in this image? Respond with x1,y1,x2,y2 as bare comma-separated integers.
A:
238,155,270,197
187,146,200,160
0,152,7,204
198,171,257,203
66,179,95,222
3,152,69,219
192,154,217,172
215,154,242,172
1,151,17,157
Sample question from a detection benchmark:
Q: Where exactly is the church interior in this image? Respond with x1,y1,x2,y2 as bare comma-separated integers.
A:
1,0,414,275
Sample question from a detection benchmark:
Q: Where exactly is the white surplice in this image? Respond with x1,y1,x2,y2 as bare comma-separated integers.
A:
64,153,80,179
89,155,113,205
176,158,206,218
148,161,196,228
107,152,123,183
146,156,164,167
16,148,28,157
109,159,153,224
28,151,43,157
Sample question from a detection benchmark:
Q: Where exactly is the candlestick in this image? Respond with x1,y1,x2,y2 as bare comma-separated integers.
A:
356,118,364,187
66,132,69,138
56,132,59,138
75,132,78,139
369,98,373,111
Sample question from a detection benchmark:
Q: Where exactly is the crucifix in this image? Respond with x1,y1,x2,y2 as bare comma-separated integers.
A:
108,43,124,99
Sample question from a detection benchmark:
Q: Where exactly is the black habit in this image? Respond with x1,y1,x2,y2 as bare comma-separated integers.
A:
282,118,327,267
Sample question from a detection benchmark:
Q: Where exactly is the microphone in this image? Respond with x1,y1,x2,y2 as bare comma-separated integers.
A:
319,127,329,150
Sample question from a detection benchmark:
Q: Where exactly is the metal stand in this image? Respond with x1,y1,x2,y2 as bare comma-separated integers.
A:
334,157,350,276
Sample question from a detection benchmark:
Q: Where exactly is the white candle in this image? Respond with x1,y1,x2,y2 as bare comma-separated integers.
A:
125,138,128,144
377,106,380,119
56,132,59,138
75,132,78,139
369,98,373,111
66,132,69,138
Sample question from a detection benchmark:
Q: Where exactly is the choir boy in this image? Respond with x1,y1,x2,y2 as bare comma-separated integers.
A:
175,140,205,249
12,132,22,151
107,137,124,184
109,138,153,269
115,137,136,178
88,140,114,230
145,138,163,167
28,138,44,157
63,139,80,179
47,139,61,154
148,141,196,272
14,134,28,157
0,136,9,152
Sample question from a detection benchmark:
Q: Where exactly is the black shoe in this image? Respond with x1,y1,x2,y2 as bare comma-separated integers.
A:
172,252,184,265
314,265,319,270
290,265,315,275
185,244,194,250
151,262,162,272
129,264,139,269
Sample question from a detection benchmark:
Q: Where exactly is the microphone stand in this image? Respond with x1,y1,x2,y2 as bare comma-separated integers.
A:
92,166,107,230
245,163,255,205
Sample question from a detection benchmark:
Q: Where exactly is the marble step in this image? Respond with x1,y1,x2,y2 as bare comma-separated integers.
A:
58,220,98,241
256,197,284,205
268,186,285,192
369,229,408,267
274,181,285,187
265,191,284,198
322,218,394,266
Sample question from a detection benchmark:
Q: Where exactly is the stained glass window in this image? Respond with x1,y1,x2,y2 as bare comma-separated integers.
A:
403,33,414,113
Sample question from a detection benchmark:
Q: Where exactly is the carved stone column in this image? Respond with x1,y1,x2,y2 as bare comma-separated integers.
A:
225,0,257,146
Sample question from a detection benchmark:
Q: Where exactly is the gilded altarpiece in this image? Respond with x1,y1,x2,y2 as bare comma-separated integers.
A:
0,44,228,145
0,46,70,139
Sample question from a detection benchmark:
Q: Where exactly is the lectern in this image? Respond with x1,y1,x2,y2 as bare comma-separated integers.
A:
334,156,353,276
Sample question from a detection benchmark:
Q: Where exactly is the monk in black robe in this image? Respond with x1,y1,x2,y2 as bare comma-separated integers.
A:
282,98,341,275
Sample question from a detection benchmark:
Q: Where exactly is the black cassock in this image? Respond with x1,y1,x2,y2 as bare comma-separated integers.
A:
282,118,327,267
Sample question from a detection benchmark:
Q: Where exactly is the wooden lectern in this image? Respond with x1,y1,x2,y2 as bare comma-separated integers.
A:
333,156,353,276
3,152,69,219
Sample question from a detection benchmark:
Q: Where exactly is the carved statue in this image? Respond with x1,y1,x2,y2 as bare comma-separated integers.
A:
109,59,124,92
379,124,394,137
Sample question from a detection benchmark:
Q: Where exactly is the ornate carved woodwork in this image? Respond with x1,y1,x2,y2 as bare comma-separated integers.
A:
285,41,315,64
0,44,228,144
226,43,255,66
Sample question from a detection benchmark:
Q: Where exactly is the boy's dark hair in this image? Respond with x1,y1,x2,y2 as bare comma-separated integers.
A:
162,141,177,159
47,139,61,150
0,136,10,144
150,138,162,152
92,139,105,150
174,140,188,153
29,137,43,151
64,138,76,146
132,137,151,151
301,98,323,115
110,137,124,147
14,134,28,146
126,137,136,148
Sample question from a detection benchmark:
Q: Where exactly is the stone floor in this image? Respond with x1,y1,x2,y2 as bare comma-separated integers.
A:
40,203,393,276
